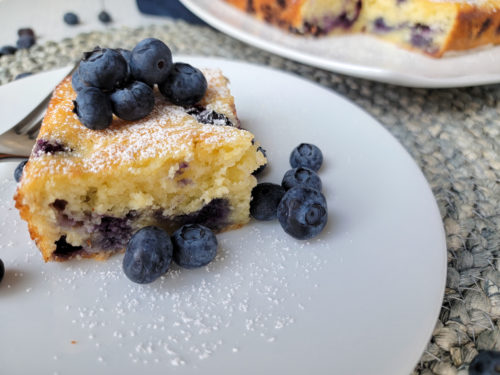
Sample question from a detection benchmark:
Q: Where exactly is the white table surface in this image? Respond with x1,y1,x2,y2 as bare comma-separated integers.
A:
0,0,168,47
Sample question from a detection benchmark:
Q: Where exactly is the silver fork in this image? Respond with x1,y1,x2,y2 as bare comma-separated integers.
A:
0,63,79,161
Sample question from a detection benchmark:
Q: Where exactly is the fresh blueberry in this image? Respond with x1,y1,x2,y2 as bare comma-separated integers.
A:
253,146,267,176
172,224,217,269
17,28,35,38
250,183,285,221
71,69,87,92
277,186,328,240
78,47,128,91
123,226,173,284
115,48,132,77
130,38,173,86
469,350,500,375
15,72,32,80
73,87,113,130
282,167,322,191
14,160,28,182
0,258,4,284
98,10,112,24
0,45,17,56
110,81,155,121
290,143,323,171
63,12,79,25
159,62,207,106
16,35,35,49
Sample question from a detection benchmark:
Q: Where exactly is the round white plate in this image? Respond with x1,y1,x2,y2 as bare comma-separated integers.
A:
180,0,500,88
0,58,446,375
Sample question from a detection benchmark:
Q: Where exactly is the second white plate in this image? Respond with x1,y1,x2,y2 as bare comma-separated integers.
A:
181,0,500,88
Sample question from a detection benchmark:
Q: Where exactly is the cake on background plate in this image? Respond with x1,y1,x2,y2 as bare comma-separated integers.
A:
14,69,266,262
224,0,500,57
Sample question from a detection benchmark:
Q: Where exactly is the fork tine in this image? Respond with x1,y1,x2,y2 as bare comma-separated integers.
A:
27,118,43,139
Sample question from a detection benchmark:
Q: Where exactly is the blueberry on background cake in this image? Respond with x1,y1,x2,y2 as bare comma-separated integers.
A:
14,68,266,262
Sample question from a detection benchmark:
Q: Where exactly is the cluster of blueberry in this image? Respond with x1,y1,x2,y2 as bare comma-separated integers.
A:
72,38,207,130
122,224,218,284
250,143,328,240
63,10,112,26
0,28,36,59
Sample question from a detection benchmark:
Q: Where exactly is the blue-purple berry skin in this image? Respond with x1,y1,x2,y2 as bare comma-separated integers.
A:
282,167,322,191
290,143,323,171
15,72,32,80
469,350,500,375
159,62,207,106
172,224,217,269
0,45,17,56
71,69,87,92
123,226,173,284
63,12,79,25
250,183,285,221
98,10,112,24
0,258,4,284
78,47,128,91
110,81,155,121
130,38,173,86
277,186,328,240
14,160,28,182
16,35,35,49
73,87,113,130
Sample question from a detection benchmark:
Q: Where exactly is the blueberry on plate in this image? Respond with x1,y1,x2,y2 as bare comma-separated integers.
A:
98,10,112,24
0,258,4,284
17,28,35,38
0,45,17,56
78,47,128,91
123,226,173,284
250,183,285,221
282,167,322,191
172,224,217,269
63,12,79,25
277,186,327,240
469,350,500,375
16,35,35,49
289,143,323,172
15,72,32,80
159,62,207,106
130,38,173,86
71,69,87,92
110,81,155,121
14,159,28,182
73,87,113,130
252,146,267,176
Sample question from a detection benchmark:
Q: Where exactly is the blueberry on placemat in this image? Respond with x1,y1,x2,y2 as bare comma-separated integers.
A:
282,167,322,191
73,87,113,130
172,224,217,269
159,62,207,106
78,47,128,91
17,28,35,37
0,45,17,56
290,143,323,171
110,81,155,121
63,12,79,25
98,10,112,24
14,160,28,183
15,72,32,80
130,38,173,86
16,35,35,49
250,183,285,221
0,258,4,284
469,350,500,375
277,186,328,240
123,226,173,284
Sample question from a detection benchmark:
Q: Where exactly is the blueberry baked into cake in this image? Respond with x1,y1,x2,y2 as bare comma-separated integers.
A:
224,0,500,57
14,39,266,262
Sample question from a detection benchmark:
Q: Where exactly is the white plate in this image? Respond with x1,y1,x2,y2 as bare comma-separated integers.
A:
181,0,500,88
0,58,446,375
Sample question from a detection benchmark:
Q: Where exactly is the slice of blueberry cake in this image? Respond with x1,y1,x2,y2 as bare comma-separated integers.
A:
224,0,500,57
14,69,266,262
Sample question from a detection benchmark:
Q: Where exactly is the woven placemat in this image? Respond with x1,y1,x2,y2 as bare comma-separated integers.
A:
1,20,499,375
